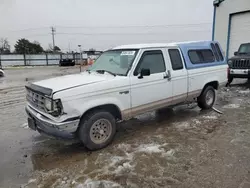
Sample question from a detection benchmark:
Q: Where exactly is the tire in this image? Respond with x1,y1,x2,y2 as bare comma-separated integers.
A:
226,77,233,87
78,110,116,150
197,86,216,110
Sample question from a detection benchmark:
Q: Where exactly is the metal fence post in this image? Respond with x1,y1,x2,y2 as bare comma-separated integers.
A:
46,53,48,66
24,54,26,66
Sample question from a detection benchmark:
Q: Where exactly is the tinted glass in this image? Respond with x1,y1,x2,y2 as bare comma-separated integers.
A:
168,49,183,70
201,50,215,62
211,43,219,61
135,50,166,75
188,51,201,64
188,49,215,64
215,43,224,61
238,43,250,54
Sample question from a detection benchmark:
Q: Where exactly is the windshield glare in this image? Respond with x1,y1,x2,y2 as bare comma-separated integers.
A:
88,50,138,75
238,44,250,54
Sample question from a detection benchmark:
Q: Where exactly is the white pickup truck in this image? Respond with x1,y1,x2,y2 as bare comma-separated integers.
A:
25,41,227,150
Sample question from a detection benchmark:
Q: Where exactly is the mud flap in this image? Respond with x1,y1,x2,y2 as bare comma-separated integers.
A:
28,118,37,131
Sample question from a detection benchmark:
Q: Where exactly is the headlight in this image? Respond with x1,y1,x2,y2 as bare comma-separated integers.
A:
44,98,63,116
52,99,63,116
228,60,233,66
44,98,52,111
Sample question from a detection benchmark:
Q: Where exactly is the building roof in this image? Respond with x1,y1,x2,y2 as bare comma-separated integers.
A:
112,40,214,50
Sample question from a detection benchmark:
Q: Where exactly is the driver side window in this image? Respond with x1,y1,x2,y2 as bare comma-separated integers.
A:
134,50,166,76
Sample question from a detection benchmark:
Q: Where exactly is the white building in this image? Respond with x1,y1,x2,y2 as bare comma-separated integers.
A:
212,0,250,59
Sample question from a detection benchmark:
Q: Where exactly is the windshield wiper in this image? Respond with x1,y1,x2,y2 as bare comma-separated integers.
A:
95,70,116,76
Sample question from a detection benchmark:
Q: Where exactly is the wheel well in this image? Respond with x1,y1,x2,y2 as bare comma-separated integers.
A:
81,104,122,121
204,81,219,90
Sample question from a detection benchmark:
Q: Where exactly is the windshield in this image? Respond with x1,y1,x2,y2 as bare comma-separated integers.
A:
87,49,138,76
238,43,250,54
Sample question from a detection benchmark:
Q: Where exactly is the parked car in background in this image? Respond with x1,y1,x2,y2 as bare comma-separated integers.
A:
25,41,227,150
59,54,75,66
227,42,250,85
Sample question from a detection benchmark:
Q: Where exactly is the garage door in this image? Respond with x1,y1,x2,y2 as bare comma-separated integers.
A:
229,12,250,58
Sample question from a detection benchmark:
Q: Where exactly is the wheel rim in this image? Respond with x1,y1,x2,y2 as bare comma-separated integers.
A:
90,119,112,144
205,90,214,106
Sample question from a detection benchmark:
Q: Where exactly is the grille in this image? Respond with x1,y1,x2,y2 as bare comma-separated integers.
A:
232,59,250,69
26,89,47,112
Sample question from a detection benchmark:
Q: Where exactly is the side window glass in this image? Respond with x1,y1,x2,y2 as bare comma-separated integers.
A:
188,49,215,64
168,49,183,70
211,43,219,61
215,43,224,61
188,51,201,64
134,50,166,75
201,50,215,62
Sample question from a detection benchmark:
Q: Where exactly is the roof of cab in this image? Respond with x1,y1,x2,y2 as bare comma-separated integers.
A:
112,40,214,50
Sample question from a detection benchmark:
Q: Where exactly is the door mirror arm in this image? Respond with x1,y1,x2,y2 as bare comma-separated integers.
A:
138,68,150,79
164,70,171,80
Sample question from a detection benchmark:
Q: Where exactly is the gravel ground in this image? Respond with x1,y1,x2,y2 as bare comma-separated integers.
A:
1,67,250,188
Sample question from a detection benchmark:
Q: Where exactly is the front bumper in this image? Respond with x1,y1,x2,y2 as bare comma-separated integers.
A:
229,69,250,78
25,105,80,139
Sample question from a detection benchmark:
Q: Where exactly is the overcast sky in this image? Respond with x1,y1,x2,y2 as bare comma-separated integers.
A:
0,0,214,52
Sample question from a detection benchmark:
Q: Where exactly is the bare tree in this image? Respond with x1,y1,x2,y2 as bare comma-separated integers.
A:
0,38,11,54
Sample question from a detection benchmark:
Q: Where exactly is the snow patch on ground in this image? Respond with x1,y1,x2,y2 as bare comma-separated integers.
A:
202,115,218,120
20,123,29,129
76,179,122,188
238,89,250,94
27,178,37,184
162,149,176,158
223,104,240,109
136,143,166,154
174,122,190,129
193,119,202,125
117,143,132,152
114,162,134,174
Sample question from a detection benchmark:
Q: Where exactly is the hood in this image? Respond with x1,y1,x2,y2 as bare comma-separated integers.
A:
229,54,250,60
32,72,114,94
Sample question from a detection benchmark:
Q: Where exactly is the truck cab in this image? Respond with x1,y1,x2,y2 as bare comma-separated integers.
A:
25,41,227,150
227,42,250,85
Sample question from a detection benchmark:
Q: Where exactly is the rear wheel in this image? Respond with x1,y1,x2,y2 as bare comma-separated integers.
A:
78,110,116,150
197,86,216,110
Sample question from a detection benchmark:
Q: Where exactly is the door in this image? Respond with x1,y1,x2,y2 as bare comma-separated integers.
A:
130,49,172,115
229,12,250,58
167,48,188,104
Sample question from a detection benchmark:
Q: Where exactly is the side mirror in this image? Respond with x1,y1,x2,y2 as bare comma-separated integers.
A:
138,68,150,79
234,51,238,56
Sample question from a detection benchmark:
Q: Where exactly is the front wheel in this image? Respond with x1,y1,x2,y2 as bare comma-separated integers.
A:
78,110,116,150
197,86,216,110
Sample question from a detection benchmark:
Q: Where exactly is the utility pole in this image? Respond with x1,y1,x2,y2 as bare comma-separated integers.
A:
78,44,82,72
51,27,56,51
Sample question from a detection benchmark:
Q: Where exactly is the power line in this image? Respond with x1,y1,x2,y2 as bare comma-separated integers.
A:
21,33,50,38
8,27,50,33
56,30,211,36
55,22,212,29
